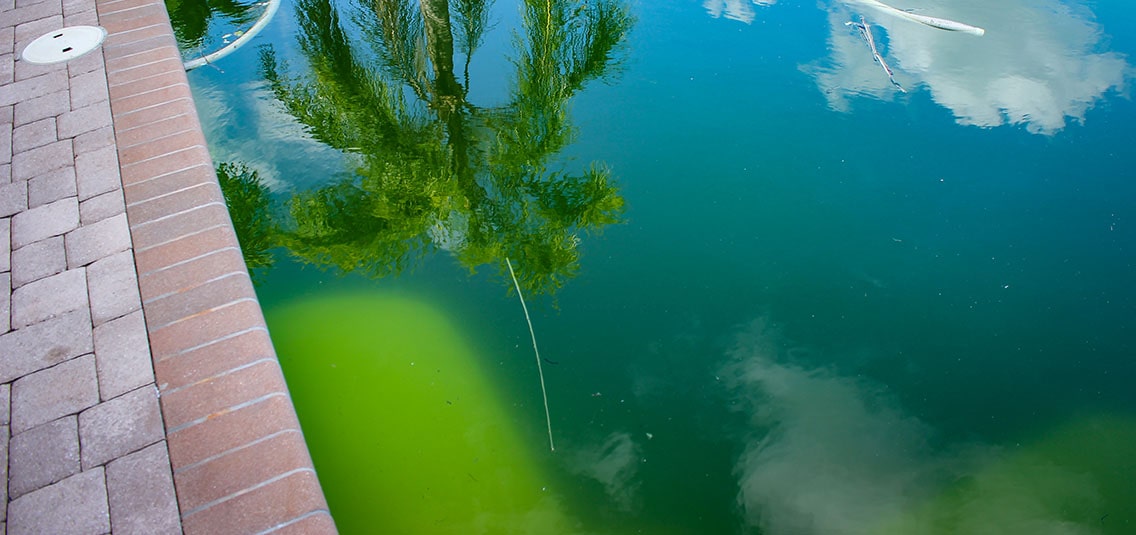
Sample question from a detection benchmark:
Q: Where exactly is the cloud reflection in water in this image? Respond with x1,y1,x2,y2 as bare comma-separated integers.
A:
720,318,1134,534
568,432,643,513
707,0,1132,134
703,0,776,25
721,319,948,534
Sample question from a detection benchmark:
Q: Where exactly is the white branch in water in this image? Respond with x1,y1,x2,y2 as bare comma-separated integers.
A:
853,0,986,36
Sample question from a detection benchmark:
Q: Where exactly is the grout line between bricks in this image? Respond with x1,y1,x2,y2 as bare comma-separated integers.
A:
180,468,316,518
108,62,186,84
109,96,194,118
254,510,336,535
103,23,168,42
128,200,225,229
97,2,158,15
98,0,159,14
139,246,240,278
146,296,258,331
109,62,186,82
120,144,205,169
115,113,194,134
106,54,180,87
154,326,271,362
125,179,213,208
121,161,211,190
165,392,287,435
142,271,250,305
134,230,231,261
117,126,196,151
109,59,188,81
173,428,299,473
161,357,279,397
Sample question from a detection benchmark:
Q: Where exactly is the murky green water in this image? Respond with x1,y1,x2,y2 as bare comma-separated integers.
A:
175,0,1136,532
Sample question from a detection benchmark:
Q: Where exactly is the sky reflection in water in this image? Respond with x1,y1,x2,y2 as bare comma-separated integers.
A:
176,0,1136,532
708,0,1132,134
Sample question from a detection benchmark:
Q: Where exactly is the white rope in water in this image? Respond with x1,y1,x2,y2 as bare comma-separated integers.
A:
184,0,281,71
505,257,555,452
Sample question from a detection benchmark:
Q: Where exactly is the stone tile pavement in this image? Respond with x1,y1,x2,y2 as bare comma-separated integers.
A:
2,0,336,530
2,2,182,533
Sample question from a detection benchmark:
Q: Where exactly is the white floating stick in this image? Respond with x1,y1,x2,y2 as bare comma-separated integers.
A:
506,257,556,452
853,0,986,36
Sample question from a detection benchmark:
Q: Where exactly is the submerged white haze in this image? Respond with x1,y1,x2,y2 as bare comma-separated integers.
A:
722,319,945,533
721,319,1121,535
558,315,1123,534
708,0,1132,134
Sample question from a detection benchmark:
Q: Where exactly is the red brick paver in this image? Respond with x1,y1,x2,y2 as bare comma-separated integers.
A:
1,0,335,530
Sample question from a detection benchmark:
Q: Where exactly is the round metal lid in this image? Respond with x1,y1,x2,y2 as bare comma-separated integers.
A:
20,26,107,65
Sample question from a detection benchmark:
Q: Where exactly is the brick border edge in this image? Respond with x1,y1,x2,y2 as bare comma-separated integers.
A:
93,0,337,532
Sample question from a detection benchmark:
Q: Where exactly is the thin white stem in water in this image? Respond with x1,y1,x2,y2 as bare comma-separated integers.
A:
506,257,555,452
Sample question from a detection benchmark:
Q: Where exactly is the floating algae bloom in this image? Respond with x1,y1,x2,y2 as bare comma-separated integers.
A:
267,293,575,534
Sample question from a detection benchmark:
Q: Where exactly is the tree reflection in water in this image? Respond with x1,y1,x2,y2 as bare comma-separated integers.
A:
258,0,633,295
216,162,277,278
166,0,262,52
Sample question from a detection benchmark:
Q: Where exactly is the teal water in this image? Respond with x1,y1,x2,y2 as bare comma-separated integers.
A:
177,0,1136,533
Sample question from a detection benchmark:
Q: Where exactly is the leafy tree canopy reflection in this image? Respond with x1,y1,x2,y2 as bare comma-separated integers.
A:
216,162,276,278
166,0,261,52
260,0,633,295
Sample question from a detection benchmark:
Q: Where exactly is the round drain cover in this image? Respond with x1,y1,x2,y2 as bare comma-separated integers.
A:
20,26,107,65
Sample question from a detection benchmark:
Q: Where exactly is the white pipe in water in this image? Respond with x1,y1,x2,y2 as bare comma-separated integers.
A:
184,0,281,71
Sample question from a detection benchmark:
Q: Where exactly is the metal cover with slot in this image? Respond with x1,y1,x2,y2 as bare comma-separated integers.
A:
20,26,108,65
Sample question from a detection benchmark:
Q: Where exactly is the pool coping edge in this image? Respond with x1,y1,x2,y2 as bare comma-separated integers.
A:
94,0,338,532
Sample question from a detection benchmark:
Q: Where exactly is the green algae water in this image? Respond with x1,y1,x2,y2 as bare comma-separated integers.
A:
176,0,1136,532
268,294,578,534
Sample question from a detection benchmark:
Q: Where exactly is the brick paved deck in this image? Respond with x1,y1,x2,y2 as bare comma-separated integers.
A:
1,0,337,531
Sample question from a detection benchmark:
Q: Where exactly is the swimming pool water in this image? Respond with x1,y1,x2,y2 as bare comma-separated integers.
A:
178,0,1136,532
